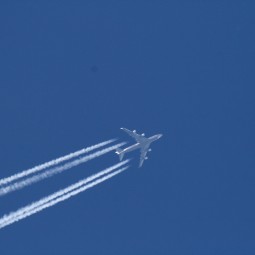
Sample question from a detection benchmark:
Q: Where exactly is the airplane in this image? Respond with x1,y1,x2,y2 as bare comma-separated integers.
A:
115,128,162,167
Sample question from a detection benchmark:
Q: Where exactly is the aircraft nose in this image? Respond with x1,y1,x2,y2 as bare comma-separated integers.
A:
158,134,163,139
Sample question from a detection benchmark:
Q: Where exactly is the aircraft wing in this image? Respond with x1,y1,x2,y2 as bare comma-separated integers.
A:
121,128,147,143
139,145,150,167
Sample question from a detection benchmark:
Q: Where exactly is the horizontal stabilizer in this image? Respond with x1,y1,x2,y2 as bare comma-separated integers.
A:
115,148,124,161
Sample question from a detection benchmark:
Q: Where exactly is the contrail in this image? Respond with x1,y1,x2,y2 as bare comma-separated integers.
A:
0,142,126,196
0,163,129,229
0,139,115,187
0,160,129,225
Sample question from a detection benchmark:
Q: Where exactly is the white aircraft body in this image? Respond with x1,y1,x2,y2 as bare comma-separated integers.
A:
115,128,162,167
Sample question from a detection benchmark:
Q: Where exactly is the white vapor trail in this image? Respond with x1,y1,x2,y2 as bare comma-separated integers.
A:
0,163,129,229
0,142,126,196
0,160,129,226
0,139,115,187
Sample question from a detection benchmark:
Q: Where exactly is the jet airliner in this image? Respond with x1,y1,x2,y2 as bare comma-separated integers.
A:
115,128,162,167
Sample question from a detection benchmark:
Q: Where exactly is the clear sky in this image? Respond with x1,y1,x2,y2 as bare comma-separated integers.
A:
0,1,255,254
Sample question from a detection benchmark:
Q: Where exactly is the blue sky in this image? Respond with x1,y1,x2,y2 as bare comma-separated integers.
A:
0,1,255,254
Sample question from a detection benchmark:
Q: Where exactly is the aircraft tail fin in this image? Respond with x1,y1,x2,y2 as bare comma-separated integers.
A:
115,148,124,161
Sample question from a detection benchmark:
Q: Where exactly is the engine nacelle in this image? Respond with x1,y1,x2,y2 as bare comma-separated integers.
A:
133,130,136,133
145,157,148,160
148,149,152,152
141,133,145,136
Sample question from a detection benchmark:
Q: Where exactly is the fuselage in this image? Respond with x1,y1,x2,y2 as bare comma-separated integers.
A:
122,134,162,154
